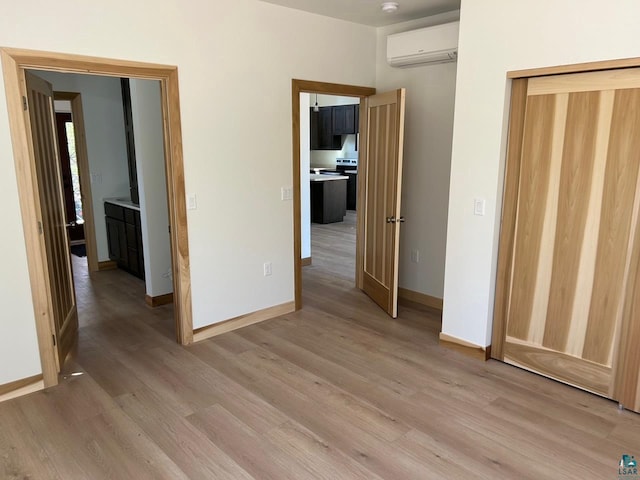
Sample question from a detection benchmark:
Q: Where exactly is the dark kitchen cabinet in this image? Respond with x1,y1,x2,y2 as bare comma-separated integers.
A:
121,78,139,205
106,215,127,267
332,104,359,135
310,107,342,150
345,171,357,210
105,201,145,280
310,179,347,224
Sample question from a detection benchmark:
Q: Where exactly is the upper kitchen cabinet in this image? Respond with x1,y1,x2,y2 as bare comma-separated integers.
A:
121,78,139,204
310,106,342,150
332,104,358,135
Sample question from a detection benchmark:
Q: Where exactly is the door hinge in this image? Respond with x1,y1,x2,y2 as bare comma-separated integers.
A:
168,225,171,234
22,96,27,111
37,221,43,235
52,334,56,346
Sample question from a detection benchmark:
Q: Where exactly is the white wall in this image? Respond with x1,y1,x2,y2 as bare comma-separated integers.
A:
0,0,376,380
34,71,130,262
130,79,173,298
300,93,311,259
376,11,459,300
443,0,640,347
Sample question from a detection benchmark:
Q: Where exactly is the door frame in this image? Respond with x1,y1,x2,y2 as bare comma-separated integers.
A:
53,91,99,272
1,47,193,388
291,79,376,309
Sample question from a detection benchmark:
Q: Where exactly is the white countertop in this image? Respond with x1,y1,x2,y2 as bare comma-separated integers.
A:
104,197,140,211
310,174,349,182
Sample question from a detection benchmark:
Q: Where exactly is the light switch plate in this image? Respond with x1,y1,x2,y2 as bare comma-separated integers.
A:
474,198,486,216
281,186,293,201
187,193,197,210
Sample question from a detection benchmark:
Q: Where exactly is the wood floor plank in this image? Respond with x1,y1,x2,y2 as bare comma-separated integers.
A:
238,346,411,442
187,404,311,480
76,408,190,480
0,402,62,480
265,421,385,480
116,387,256,480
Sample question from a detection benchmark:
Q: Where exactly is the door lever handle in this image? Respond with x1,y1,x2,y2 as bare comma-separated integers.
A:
386,216,396,224
397,216,405,223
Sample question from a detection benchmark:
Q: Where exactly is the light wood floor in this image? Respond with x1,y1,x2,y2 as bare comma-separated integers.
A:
307,210,357,282
1,241,639,479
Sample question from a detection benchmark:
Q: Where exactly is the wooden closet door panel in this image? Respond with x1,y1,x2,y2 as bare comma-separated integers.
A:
583,88,640,365
615,231,640,410
500,69,640,402
541,91,600,352
505,94,558,341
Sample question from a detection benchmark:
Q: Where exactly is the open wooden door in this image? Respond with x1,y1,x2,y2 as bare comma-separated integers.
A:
25,71,78,370
361,89,406,317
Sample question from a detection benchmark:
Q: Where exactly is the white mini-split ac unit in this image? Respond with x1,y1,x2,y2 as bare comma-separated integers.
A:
387,21,459,68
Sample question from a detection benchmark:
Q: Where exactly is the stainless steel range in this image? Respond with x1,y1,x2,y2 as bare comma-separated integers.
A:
335,158,358,172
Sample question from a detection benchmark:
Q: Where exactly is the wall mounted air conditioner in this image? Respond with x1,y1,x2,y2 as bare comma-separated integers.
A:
387,21,459,68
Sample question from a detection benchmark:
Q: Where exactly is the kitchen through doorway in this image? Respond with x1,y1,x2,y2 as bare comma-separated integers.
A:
301,93,360,283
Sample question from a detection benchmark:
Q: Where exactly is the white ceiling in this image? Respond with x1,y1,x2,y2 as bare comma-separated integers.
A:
259,0,460,27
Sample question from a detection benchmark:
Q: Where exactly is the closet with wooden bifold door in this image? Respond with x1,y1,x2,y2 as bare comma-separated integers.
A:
493,66,640,413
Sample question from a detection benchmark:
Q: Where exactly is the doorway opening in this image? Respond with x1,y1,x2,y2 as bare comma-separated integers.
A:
54,107,85,251
1,48,192,389
292,81,375,311
302,93,360,285
293,80,407,317
32,69,175,368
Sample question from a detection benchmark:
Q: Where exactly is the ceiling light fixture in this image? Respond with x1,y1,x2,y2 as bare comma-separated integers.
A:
381,2,399,13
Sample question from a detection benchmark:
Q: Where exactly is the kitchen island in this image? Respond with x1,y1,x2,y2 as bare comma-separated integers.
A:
310,174,348,224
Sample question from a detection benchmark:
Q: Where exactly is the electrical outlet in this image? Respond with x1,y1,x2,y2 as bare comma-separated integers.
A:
90,172,102,185
474,198,486,216
411,249,420,263
263,262,272,276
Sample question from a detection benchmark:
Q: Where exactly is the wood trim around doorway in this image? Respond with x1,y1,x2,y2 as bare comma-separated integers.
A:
507,56,640,79
490,78,528,360
291,79,376,310
1,47,193,388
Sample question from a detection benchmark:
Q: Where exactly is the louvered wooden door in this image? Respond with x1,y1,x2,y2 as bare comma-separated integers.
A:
26,71,78,369
361,89,406,318
495,68,640,410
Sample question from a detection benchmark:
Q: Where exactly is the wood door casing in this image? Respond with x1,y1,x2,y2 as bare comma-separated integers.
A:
494,68,640,409
26,71,78,369
362,89,406,317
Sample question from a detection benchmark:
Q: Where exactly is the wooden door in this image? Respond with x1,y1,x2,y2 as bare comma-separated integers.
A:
494,69,640,409
361,89,406,317
26,71,78,369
